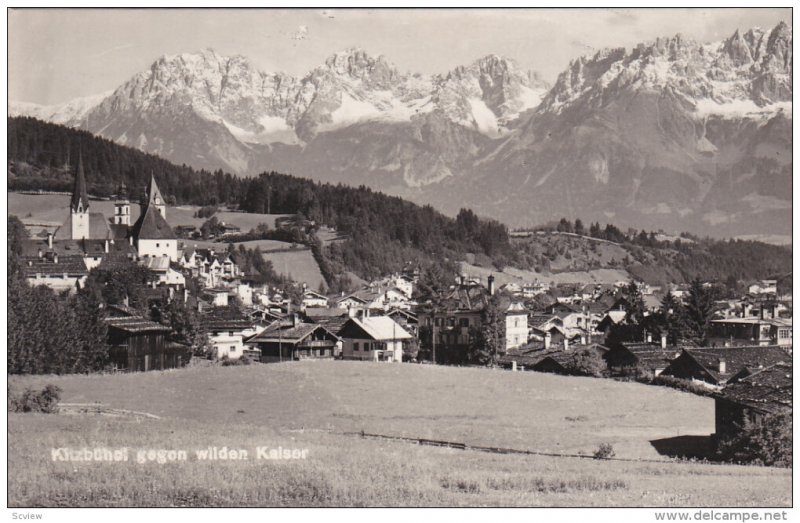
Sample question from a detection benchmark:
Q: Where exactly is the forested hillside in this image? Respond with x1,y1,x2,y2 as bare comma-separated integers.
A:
8,117,792,286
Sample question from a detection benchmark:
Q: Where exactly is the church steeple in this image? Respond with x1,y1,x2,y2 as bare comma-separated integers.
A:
70,152,90,213
146,171,166,219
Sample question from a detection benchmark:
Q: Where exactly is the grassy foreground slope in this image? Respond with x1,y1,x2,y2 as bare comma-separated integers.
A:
9,362,790,507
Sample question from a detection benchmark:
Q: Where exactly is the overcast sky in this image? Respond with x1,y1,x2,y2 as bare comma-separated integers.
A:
9,8,791,105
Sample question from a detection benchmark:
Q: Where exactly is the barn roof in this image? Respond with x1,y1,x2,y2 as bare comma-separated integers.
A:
717,363,792,414
105,316,171,334
682,346,790,384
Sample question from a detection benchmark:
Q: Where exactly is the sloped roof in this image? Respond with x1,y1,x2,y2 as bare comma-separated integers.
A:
105,316,171,334
717,363,792,414
348,316,413,341
682,346,790,383
248,322,337,344
21,255,88,277
131,204,175,240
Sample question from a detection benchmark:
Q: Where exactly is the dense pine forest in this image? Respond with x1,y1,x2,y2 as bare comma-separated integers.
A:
7,117,792,286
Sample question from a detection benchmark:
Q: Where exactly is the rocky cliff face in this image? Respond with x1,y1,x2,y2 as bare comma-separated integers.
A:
10,23,791,236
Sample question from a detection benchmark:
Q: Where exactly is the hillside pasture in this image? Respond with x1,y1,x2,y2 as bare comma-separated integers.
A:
8,362,789,507
8,193,288,232
262,248,326,290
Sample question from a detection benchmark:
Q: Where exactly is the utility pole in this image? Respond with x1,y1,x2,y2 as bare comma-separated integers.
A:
431,307,436,365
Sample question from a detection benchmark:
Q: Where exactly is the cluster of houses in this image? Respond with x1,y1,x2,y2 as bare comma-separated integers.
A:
17,162,792,447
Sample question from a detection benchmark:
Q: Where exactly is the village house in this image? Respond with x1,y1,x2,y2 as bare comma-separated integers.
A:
104,309,183,372
301,289,329,308
416,276,528,363
713,363,792,443
604,334,679,377
20,252,88,292
246,317,340,363
203,309,264,361
661,346,790,387
708,316,793,348
338,315,413,363
747,279,778,296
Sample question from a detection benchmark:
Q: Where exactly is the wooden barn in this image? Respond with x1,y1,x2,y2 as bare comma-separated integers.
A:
714,363,792,443
105,315,180,372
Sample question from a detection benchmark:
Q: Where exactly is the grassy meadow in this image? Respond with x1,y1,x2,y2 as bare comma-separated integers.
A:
8,362,791,507
8,193,289,232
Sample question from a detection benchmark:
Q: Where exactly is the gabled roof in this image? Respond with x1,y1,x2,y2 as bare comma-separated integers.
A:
248,322,337,344
105,315,171,334
132,203,175,240
679,346,790,384
21,254,88,277
717,363,792,414
342,316,413,341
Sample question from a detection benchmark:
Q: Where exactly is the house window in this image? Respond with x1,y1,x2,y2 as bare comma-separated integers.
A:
156,243,160,248
459,318,469,328
448,317,456,327
354,342,359,351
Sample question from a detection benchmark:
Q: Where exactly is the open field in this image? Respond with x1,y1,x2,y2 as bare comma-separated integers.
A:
9,193,288,231
8,362,791,507
461,261,630,287
262,249,325,290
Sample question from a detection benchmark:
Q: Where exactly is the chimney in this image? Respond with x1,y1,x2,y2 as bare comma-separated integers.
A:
488,275,495,296
104,239,109,253
292,313,299,327
718,359,726,374
544,332,551,351
47,233,53,249
660,333,667,349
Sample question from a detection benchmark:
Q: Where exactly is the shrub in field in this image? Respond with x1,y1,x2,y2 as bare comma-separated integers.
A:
593,442,616,460
565,348,607,377
8,384,62,413
220,356,252,367
717,411,792,468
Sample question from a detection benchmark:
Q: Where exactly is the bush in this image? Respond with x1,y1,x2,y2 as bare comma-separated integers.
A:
565,348,607,377
717,411,792,467
220,356,252,367
8,384,62,413
593,442,615,460
194,205,218,219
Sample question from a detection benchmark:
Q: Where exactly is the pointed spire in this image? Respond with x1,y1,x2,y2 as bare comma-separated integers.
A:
70,150,90,213
146,170,164,206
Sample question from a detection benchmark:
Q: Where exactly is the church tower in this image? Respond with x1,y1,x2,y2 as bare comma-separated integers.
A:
70,153,91,239
113,183,131,226
146,172,166,219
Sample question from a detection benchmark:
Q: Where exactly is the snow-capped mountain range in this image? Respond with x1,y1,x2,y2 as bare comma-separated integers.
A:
9,22,792,236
